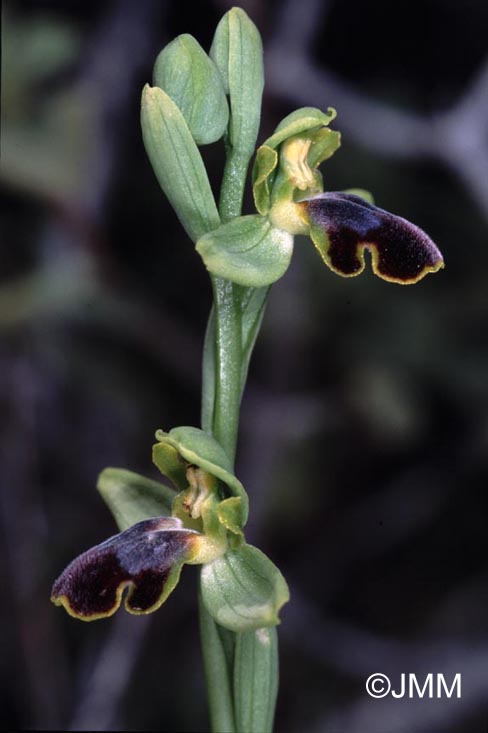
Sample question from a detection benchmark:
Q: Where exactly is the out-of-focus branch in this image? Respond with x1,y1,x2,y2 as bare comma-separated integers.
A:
0,354,70,729
266,0,488,219
434,59,488,220
68,613,151,732
73,0,161,220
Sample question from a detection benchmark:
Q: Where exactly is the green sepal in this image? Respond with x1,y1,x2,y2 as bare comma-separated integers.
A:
253,146,278,215
234,627,279,733
200,544,290,632
263,106,337,150
196,215,294,287
342,187,375,204
97,468,176,531
210,7,264,160
141,84,220,242
152,441,188,491
153,34,229,146
154,426,249,523
252,106,338,215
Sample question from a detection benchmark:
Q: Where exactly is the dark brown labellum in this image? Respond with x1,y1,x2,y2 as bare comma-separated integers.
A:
305,192,444,283
51,517,197,620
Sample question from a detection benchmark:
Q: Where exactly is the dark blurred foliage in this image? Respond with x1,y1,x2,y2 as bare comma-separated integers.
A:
1,1,488,732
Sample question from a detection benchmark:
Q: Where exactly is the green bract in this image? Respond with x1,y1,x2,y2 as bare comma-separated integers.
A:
141,85,220,241
200,544,289,632
196,215,293,287
153,34,229,145
240,285,270,386
234,628,278,733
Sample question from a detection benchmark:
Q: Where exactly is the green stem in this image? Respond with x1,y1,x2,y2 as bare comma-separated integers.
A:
207,142,251,461
199,276,241,731
199,144,250,733
219,148,248,223
199,592,236,733
211,276,242,464
200,144,279,733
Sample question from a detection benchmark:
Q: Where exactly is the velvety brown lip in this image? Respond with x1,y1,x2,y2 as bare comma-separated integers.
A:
305,192,444,283
51,517,197,620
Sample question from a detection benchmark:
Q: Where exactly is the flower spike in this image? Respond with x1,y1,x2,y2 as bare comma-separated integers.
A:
303,192,444,284
51,517,200,621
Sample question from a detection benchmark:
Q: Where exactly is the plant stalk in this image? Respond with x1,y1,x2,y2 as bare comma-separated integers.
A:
199,144,249,732
199,143,278,733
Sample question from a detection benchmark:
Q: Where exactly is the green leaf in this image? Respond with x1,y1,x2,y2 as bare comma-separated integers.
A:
210,7,264,160
200,544,290,632
196,215,294,287
153,34,229,146
141,84,220,241
234,627,279,733
97,468,176,532
154,426,249,522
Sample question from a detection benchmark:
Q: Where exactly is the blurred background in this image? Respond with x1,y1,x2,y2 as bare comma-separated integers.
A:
1,0,488,731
